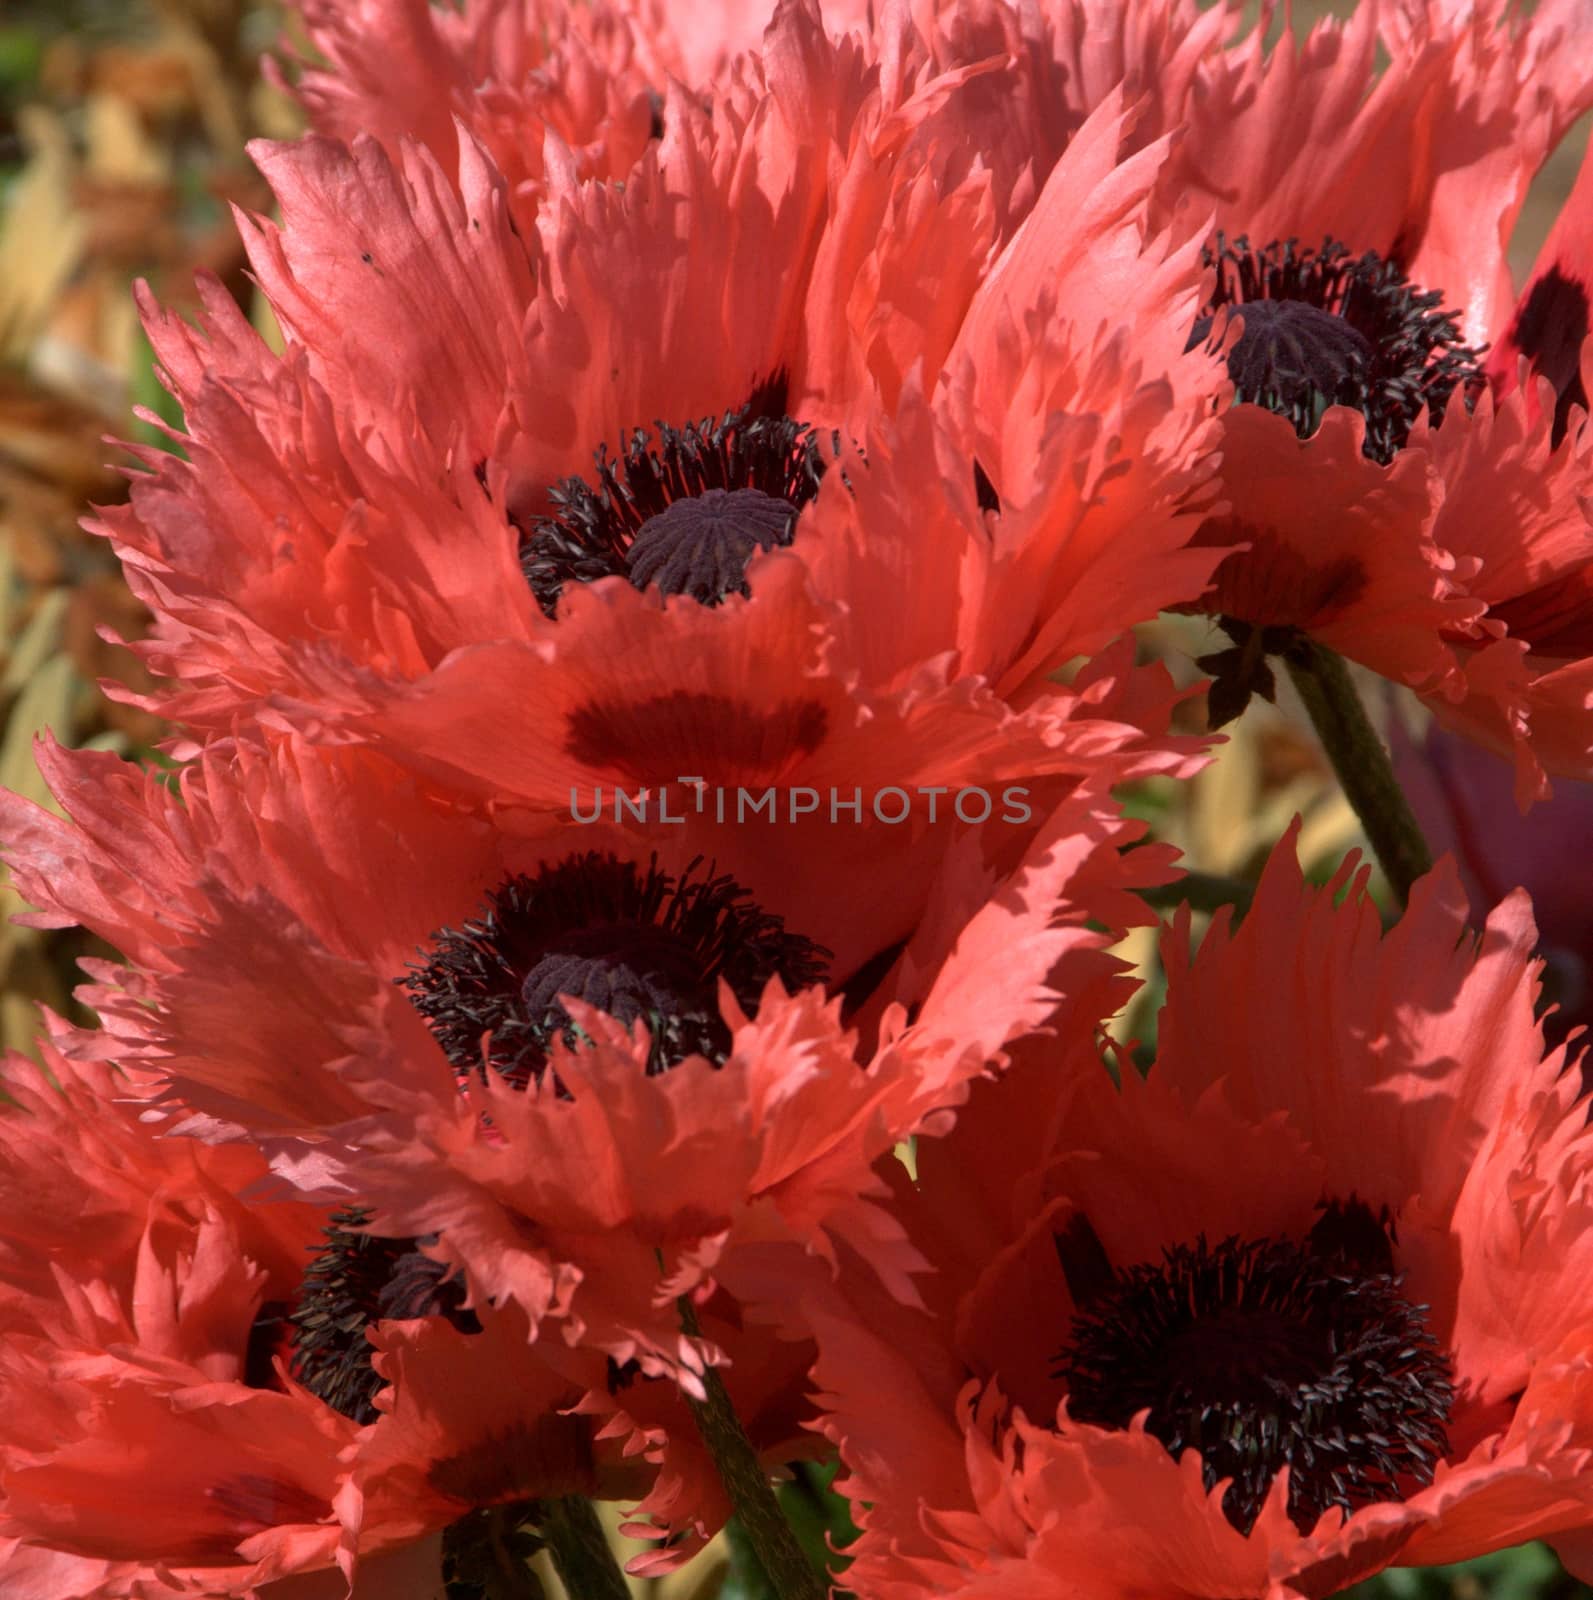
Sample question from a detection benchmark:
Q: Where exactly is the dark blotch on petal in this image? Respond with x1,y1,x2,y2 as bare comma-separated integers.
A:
837,935,910,1021
244,1299,291,1391
1052,1213,1116,1310
565,691,828,788
206,1475,333,1535
1487,565,1593,658
743,367,792,422
428,1415,598,1506
1508,267,1590,447
972,457,1000,516
1307,1196,1397,1275
1194,527,1368,632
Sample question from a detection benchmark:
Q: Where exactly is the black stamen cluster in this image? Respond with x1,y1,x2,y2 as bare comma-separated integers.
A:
1054,1206,1453,1536
290,1207,478,1424
1189,235,1485,463
520,400,833,614
402,854,831,1088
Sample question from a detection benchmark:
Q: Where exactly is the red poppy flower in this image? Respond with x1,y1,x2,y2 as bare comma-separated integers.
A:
1038,0,1593,777
1396,127,1593,802
346,1287,821,1573
1129,0,1593,341
0,1048,365,1598
103,22,1216,826
811,827,1593,1596
0,1039,833,1584
0,733,1176,1393
279,0,657,233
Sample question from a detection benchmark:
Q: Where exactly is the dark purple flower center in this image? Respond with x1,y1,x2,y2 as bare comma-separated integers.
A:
1053,1202,1453,1535
1219,298,1375,423
1188,236,1484,464
625,485,798,602
518,921,716,1036
402,854,830,1089
519,388,834,614
285,1208,478,1424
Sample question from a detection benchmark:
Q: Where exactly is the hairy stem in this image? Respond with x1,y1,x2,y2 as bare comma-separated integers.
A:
1283,639,1433,905
535,1496,632,1600
443,1504,545,1600
677,1297,828,1600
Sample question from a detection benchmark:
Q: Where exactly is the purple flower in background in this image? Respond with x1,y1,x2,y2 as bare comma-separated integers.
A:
1394,715,1593,1045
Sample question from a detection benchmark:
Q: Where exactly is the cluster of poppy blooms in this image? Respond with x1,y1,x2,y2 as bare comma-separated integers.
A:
3,0,1593,1594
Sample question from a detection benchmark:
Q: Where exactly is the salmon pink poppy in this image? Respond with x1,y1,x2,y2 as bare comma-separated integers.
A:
195,0,993,508
0,1053,521,1596
278,0,657,235
335,385,1214,832
0,1050,317,1343
1057,0,1593,782
810,827,1593,1597
1164,240,1486,728
0,732,1176,1391
0,1048,367,1598
344,1286,823,1573
0,1044,825,1584
614,0,879,88
103,21,1219,822
903,0,1590,371
1397,130,1593,804
1182,195,1593,792
1162,2,1591,324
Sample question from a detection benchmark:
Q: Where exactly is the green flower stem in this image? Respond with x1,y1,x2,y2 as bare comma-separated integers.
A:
1283,639,1433,905
536,1496,633,1600
677,1296,829,1600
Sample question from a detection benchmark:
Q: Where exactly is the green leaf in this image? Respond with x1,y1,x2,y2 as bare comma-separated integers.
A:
0,28,44,96
1337,1543,1574,1599
719,1518,776,1600
776,1460,858,1583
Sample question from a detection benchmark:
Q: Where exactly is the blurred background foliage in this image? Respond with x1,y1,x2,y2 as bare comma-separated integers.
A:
0,3,1589,1597
0,0,298,1050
